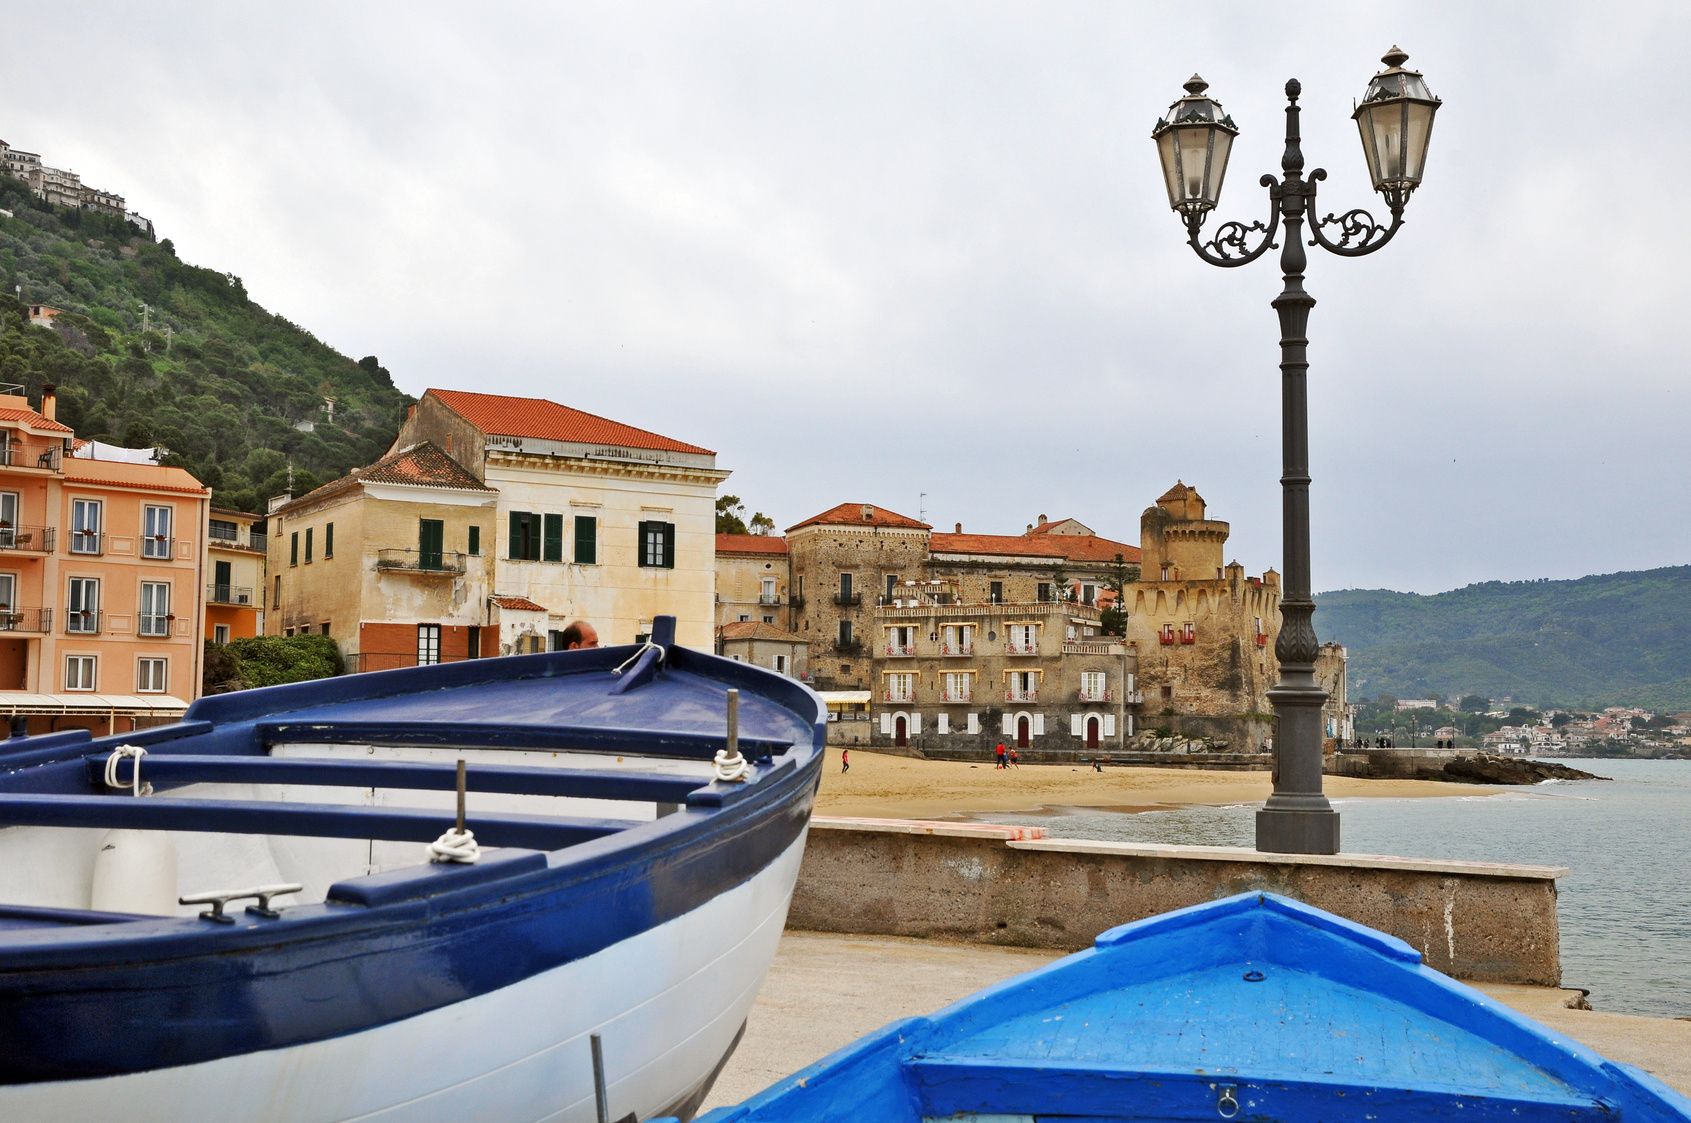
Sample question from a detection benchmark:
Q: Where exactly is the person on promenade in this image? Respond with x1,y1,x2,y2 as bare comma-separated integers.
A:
840,748,850,774
561,621,599,649
1008,747,1019,769
995,742,1007,769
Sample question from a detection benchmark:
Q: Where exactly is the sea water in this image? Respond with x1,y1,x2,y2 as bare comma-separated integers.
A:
980,758,1691,1019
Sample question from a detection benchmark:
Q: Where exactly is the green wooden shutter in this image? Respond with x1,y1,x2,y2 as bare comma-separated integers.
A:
574,516,596,565
419,519,444,569
637,520,652,567
509,512,523,560
468,526,480,556
661,522,676,569
543,514,563,562
290,531,298,566
325,522,334,558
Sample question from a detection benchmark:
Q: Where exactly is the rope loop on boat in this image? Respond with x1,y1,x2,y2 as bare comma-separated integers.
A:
610,639,666,677
428,827,481,864
713,748,753,783
103,745,153,797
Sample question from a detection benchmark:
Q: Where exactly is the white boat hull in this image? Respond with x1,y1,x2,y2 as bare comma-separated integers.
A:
0,832,808,1122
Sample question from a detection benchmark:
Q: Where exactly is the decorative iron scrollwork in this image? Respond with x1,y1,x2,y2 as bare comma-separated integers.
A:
1305,169,1402,257
1184,177,1281,268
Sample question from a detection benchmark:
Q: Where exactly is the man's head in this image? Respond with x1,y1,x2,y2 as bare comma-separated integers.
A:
561,621,599,650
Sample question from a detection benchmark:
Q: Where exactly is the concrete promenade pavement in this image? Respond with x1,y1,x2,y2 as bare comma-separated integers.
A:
702,930,1691,1110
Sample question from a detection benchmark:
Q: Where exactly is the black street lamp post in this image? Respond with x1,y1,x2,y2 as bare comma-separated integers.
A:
1152,48,1440,855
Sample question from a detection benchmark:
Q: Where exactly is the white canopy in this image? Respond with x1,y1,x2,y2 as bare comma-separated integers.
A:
818,690,871,709
0,693,189,716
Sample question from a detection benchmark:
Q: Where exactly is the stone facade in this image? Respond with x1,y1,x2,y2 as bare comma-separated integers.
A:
717,620,808,681
1125,483,1282,750
1315,641,1353,747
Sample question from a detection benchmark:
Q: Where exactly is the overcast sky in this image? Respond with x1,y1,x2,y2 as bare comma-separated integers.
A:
13,2,1690,594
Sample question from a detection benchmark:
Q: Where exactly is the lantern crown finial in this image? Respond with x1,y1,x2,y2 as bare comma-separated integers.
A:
1183,75,1209,97
1381,45,1410,69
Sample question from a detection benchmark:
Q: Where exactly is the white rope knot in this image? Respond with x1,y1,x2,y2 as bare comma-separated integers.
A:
713,748,753,783
103,745,153,797
428,827,481,864
610,639,667,677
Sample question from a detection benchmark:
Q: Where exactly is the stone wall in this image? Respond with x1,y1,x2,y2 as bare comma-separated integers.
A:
789,821,1565,986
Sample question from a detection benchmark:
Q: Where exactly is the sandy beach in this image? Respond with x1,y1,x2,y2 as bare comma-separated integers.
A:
818,749,1488,819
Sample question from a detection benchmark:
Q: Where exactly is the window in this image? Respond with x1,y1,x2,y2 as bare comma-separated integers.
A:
638,520,675,568
989,580,1003,604
64,655,96,691
67,577,100,633
761,577,777,603
418,519,444,570
942,624,974,655
774,655,787,675
885,574,898,600
274,575,282,607
139,581,171,636
1081,671,1108,702
943,672,973,703
1007,623,1038,655
142,505,173,558
508,511,541,561
213,623,230,645
573,516,596,564
71,499,102,554
320,622,331,636
290,531,299,567
543,513,564,562
417,624,442,666
467,526,481,557
1036,582,1051,603
304,527,314,564
884,672,914,703
885,625,914,655
838,620,853,647
209,518,238,543
738,614,750,622
0,491,16,549
1007,670,1037,702
137,657,168,693
467,625,482,659
324,522,334,558
1082,583,1096,606
762,615,774,624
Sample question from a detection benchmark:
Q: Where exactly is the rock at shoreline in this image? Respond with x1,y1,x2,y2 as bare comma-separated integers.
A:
1435,755,1605,786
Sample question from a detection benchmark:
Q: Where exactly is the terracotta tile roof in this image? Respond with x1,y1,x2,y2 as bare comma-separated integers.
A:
427,388,713,456
787,503,930,532
359,442,493,491
490,595,547,612
929,532,1065,559
1158,480,1203,503
719,620,807,644
62,459,208,496
276,442,489,514
716,533,787,555
0,406,73,434
1053,535,1142,564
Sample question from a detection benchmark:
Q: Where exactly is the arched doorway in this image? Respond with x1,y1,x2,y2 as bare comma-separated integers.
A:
894,715,908,747
1086,716,1100,749
1016,715,1030,749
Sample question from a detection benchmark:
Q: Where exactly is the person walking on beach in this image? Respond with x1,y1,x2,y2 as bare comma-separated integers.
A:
840,748,850,774
995,742,1007,769
1008,747,1020,769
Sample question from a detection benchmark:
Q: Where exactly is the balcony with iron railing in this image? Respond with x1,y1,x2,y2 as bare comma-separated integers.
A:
1122,690,1145,704
1005,688,1038,704
0,607,50,633
831,591,863,608
876,598,1099,623
65,610,103,635
0,442,63,472
207,584,257,607
1004,641,1039,657
940,642,975,657
209,527,268,553
140,536,176,560
375,548,467,575
1078,688,1113,704
68,530,106,556
883,643,915,657
876,592,956,608
137,613,177,638
0,525,54,553
940,687,973,704
758,592,783,606
788,594,806,610
832,639,863,656
882,689,915,705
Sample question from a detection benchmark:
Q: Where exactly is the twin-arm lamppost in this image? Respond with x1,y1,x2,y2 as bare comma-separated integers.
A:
1152,48,1441,855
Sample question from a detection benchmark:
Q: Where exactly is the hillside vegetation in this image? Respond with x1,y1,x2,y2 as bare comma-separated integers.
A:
0,178,411,510
1315,566,1691,710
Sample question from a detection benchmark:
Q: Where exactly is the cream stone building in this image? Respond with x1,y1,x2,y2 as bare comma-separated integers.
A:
390,389,727,649
715,533,793,632
717,620,808,681
266,442,497,670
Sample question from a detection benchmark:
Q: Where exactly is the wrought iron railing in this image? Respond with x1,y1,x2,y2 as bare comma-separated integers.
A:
1004,641,1039,656
0,607,50,633
65,610,102,635
831,591,862,607
206,584,256,606
140,535,176,559
374,548,466,575
68,530,105,556
883,643,915,657
0,525,54,552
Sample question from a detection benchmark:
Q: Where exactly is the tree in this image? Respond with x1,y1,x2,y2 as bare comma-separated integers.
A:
716,495,775,536
749,512,776,536
1459,693,1490,713
1100,552,1135,637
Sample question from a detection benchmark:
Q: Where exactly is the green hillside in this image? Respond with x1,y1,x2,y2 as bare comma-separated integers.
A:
0,178,410,510
1315,567,1691,711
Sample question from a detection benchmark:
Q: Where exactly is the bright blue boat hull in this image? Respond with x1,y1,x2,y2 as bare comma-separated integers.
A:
691,892,1691,1121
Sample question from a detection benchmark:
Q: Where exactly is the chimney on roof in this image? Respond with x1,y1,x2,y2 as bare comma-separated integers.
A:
1026,523,1033,533
954,522,962,533
861,505,875,521
1038,514,1048,525
39,384,56,421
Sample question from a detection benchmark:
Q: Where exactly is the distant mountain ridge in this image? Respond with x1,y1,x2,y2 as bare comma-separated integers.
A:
0,177,411,511
1314,566,1691,711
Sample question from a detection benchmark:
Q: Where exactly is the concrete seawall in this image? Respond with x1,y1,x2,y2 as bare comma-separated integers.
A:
791,819,1566,986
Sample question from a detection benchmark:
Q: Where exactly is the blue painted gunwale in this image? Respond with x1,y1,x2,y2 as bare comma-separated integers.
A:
0,622,825,1084
691,892,1691,1122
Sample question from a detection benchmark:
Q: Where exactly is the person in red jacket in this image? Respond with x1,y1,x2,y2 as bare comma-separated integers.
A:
995,742,1007,769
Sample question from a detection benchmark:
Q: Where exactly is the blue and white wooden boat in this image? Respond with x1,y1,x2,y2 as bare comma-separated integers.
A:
690,892,1691,1122
0,616,823,1122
